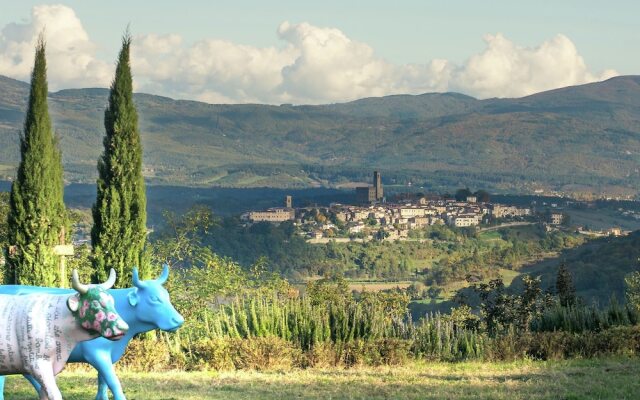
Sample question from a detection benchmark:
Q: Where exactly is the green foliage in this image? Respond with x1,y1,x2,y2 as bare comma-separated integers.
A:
201,217,582,284
116,206,640,371
202,218,326,277
150,205,219,268
142,206,640,370
0,192,9,282
531,301,639,333
483,325,640,361
306,274,350,306
556,262,577,307
472,276,548,336
0,192,8,244
91,33,148,286
5,37,68,285
422,226,583,287
196,289,410,353
523,231,640,306
625,270,640,313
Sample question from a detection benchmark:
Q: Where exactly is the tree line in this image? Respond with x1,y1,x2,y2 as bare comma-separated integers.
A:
1,32,147,287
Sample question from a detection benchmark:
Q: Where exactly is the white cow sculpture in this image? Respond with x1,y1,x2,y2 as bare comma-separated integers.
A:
0,269,128,400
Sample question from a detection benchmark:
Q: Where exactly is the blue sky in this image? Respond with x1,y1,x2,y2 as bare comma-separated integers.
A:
0,1,636,104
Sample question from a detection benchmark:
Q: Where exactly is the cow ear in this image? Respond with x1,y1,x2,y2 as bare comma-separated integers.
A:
67,294,80,312
128,289,139,307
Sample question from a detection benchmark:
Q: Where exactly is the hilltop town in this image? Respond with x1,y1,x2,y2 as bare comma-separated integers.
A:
241,172,558,243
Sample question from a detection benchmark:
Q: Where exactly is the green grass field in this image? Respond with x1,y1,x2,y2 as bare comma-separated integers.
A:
4,358,640,399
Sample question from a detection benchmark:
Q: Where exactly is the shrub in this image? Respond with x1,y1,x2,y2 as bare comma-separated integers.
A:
230,336,301,371
187,338,234,371
301,342,336,368
369,338,411,366
119,337,174,371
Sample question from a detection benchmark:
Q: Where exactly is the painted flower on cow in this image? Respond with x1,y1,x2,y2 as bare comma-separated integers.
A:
79,299,89,318
100,293,113,307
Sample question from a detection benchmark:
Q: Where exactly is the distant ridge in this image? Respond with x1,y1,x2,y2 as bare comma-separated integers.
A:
1,75,640,196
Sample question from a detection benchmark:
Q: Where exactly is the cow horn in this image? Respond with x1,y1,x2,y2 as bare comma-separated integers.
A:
99,268,117,290
156,264,170,285
71,269,89,294
132,267,147,288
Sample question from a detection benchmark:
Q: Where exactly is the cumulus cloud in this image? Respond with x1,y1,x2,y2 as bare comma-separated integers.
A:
276,22,394,103
131,24,617,103
130,21,453,104
131,32,297,103
451,33,618,98
0,4,111,90
0,5,618,103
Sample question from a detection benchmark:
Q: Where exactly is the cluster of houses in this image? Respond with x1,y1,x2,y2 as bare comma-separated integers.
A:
324,197,532,238
243,195,534,241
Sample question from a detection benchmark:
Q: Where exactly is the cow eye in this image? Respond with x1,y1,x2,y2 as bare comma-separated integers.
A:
149,295,162,304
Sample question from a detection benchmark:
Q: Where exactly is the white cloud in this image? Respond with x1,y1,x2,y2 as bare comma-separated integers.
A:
130,21,453,104
450,33,618,98
131,25,618,103
0,4,111,90
131,33,297,103
276,21,393,103
0,6,618,104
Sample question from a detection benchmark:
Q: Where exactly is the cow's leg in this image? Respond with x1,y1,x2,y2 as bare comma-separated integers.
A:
0,374,42,400
24,374,43,394
90,353,126,400
96,373,109,400
31,361,62,400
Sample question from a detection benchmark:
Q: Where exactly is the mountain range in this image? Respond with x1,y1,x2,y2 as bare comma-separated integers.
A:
1,74,640,196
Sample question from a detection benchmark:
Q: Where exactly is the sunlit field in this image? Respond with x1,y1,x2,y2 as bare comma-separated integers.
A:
4,358,640,399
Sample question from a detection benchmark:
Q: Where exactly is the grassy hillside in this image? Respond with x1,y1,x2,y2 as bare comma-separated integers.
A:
511,231,640,305
1,74,640,194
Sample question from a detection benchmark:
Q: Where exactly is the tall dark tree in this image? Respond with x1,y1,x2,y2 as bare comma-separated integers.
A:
0,193,11,282
5,36,68,285
474,190,491,203
92,33,148,286
454,188,473,201
556,262,577,307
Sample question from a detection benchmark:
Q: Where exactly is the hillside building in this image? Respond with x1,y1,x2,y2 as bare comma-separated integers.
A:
549,212,564,225
248,208,295,222
356,186,377,204
356,170,384,204
448,214,481,227
398,207,426,218
492,204,531,218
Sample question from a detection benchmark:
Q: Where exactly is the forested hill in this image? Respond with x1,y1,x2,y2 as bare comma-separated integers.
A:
1,74,640,195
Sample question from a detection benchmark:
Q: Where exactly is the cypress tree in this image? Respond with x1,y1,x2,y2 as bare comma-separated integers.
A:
556,262,577,307
5,36,68,285
91,33,148,286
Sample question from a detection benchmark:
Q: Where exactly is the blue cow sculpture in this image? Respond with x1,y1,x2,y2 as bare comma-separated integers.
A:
0,265,184,400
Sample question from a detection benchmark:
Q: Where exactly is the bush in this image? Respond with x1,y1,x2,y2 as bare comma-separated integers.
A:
368,338,411,366
187,338,234,371
301,342,336,368
230,336,301,371
119,337,175,371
